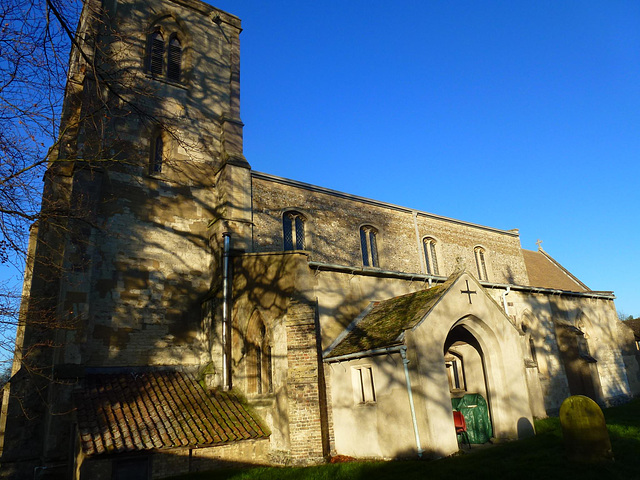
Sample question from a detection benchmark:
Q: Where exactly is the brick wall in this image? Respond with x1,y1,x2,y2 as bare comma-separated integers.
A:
286,300,325,463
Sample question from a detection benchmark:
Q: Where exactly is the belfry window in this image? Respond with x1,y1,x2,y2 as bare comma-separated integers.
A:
360,226,379,267
167,36,182,82
423,237,439,275
150,134,163,173
147,30,183,83
474,246,488,281
283,211,305,250
149,31,164,76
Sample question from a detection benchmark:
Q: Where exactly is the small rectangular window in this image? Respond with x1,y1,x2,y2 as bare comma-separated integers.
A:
352,366,375,404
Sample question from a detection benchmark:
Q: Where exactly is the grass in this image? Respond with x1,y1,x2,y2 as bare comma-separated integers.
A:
170,398,640,480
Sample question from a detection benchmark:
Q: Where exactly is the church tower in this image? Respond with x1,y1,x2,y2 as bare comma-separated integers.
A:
0,0,253,475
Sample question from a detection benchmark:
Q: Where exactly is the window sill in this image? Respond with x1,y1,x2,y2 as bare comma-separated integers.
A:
146,171,166,181
247,392,276,406
145,73,188,90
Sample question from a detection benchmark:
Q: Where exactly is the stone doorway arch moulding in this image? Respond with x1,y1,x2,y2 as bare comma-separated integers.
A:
404,271,535,457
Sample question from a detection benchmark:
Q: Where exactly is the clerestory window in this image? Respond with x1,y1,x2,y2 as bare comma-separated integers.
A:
283,211,306,250
360,225,379,267
423,237,439,275
474,246,488,281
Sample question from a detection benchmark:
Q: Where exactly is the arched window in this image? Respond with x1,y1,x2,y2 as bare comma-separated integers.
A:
149,30,164,76
474,246,488,281
576,320,592,359
150,133,163,173
283,211,305,250
147,29,183,83
246,316,272,395
522,322,538,366
423,237,439,275
360,225,379,267
167,35,182,82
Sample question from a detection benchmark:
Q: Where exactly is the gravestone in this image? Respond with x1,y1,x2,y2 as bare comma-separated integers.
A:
559,395,613,462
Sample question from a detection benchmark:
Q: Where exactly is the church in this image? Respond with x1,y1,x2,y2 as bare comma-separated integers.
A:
1,0,639,478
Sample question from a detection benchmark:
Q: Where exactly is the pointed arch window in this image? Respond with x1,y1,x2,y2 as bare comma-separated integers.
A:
283,211,306,250
247,318,272,395
167,36,182,82
423,237,439,275
149,30,164,76
474,246,488,281
576,322,593,361
360,225,379,267
150,133,163,173
522,322,538,368
147,29,183,83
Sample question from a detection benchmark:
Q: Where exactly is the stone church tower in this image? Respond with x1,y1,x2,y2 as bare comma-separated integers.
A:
2,0,639,478
0,0,269,477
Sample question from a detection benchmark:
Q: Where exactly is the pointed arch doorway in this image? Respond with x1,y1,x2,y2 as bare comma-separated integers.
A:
444,322,493,444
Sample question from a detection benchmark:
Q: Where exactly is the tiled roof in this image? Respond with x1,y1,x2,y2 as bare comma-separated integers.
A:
325,275,457,359
624,319,640,338
522,249,589,292
74,370,269,456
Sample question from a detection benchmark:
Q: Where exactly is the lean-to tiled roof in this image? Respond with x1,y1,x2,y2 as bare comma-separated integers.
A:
325,275,458,359
74,370,269,456
522,249,589,292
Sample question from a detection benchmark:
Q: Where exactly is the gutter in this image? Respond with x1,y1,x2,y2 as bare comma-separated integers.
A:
324,345,403,363
308,261,615,300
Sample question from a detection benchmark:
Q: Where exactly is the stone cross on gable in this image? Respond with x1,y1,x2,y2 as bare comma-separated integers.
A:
460,280,477,304
536,239,543,250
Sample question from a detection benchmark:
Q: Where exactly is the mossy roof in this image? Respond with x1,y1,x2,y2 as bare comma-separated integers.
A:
325,276,457,359
74,370,269,456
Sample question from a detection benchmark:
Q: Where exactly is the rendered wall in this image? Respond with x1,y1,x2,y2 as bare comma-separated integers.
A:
329,355,417,458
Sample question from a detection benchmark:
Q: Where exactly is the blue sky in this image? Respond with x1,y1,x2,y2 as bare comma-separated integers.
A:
209,0,640,316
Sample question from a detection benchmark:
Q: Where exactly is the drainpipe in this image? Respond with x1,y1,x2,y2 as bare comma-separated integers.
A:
222,232,231,390
501,286,511,317
401,347,424,458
